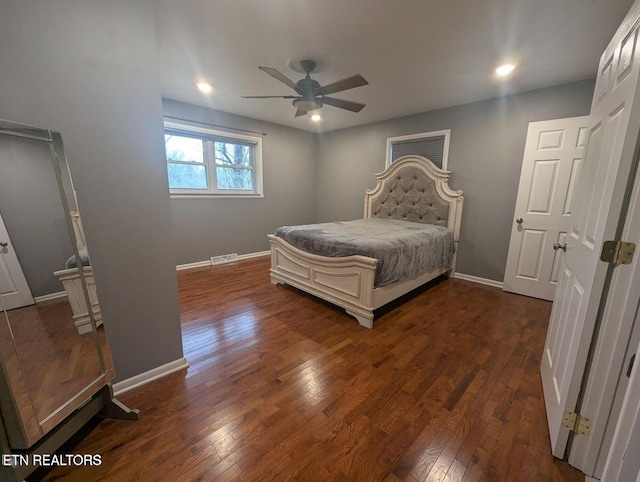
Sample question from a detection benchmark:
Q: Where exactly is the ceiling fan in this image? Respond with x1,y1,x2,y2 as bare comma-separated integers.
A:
242,59,368,117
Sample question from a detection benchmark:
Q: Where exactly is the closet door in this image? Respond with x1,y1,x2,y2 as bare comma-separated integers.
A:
504,116,589,301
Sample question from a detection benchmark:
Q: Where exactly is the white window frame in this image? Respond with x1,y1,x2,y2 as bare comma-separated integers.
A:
164,121,264,198
385,129,451,170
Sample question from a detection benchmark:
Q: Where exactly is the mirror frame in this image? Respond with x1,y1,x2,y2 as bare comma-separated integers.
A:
0,119,111,448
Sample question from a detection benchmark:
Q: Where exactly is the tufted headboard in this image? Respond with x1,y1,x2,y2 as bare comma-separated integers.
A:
364,155,464,270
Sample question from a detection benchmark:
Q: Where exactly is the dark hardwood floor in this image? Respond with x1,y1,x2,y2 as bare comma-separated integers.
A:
1,298,113,440
43,257,583,481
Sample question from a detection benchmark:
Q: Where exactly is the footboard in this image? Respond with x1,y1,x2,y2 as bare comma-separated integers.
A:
53,266,102,335
268,235,378,328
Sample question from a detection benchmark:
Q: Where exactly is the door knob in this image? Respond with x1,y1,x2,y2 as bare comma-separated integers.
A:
516,217,523,224
553,242,567,251
0,241,7,248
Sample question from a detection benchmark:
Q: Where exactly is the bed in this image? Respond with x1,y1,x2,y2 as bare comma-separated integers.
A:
268,155,463,328
53,211,102,335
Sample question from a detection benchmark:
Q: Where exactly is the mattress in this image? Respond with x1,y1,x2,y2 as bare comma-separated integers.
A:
274,218,454,287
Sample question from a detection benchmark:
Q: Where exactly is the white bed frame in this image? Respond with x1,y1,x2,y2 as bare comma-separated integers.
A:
268,156,464,328
53,211,102,335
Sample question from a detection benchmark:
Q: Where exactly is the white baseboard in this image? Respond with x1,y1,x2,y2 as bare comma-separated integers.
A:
176,260,211,271
176,250,270,271
238,250,270,261
112,357,189,396
454,272,504,289
34,291,67,303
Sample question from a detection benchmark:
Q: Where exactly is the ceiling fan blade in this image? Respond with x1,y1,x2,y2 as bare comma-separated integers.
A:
258,66,300,92
321,97,366,113
294,109,307,117
316,74,368,96
242,95,298,99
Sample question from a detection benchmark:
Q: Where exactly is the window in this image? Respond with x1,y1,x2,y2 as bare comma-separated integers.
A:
164,122,263,197
386,129,450,170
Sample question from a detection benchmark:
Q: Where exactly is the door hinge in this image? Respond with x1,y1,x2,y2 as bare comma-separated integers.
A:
563,411,592,435
600,240,636,266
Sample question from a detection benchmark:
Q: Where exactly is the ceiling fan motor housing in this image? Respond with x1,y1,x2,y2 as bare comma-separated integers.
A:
293,77,322,111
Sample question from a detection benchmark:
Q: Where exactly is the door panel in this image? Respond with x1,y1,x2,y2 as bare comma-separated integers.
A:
527,160,558,213
562,158,582,215
516,230,546,280
537,129,565,150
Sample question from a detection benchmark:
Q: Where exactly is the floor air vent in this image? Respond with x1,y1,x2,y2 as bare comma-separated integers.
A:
211,253,239,265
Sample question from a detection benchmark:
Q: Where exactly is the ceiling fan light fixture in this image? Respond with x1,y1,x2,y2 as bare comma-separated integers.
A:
292,98,322,112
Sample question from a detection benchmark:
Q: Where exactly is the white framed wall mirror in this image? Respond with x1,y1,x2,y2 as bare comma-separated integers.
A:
0,119,116,450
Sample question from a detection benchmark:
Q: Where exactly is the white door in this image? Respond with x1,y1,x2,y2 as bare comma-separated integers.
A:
569,97,640,475
541,1,640,459
504,117,589,301
0,211,33,310
601,307,640,481
617,410,640,482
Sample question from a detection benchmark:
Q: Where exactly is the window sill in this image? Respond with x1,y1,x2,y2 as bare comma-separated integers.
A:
170,193,264,199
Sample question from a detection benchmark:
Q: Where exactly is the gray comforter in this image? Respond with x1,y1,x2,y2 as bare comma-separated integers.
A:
274,218,454,287
64,248,90,269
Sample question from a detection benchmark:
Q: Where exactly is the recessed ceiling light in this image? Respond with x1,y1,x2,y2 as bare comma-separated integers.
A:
197,82,213,93
496,64,516,77
311,114,322,122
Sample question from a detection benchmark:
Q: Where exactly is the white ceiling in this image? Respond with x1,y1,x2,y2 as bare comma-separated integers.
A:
155,0,635,133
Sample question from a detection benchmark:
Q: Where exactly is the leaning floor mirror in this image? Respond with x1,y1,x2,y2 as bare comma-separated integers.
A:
0,119,116,450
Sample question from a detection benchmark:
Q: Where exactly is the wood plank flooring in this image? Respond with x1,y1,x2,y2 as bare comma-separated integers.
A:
42,257,584,481
2,298,113,440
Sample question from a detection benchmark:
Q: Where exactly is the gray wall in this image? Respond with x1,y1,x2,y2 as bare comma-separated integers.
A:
0,1,183,381
316,79,596,282
0,136,73,297
163,100,318,265
0,1,598,383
